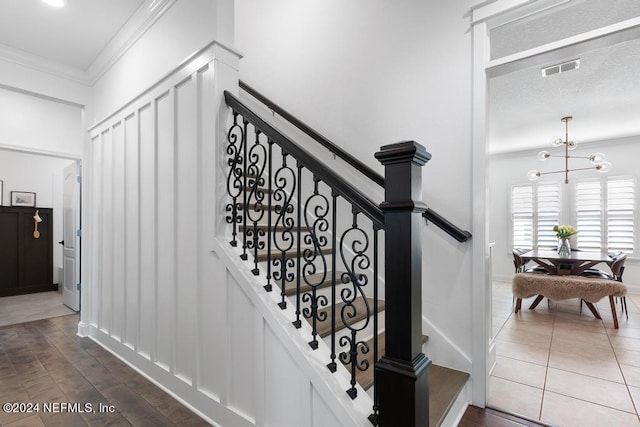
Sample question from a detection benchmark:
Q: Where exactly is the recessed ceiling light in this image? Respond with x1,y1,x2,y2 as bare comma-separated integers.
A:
42,0,65,7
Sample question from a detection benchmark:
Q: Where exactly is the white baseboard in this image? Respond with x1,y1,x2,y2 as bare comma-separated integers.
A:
76,320,91,337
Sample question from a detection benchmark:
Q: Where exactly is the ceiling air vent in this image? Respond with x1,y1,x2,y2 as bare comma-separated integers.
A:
541,59,580,77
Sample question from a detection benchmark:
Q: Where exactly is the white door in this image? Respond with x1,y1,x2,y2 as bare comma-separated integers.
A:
62,162,81,311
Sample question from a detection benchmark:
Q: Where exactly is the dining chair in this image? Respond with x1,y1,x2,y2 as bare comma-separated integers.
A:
512,248,550,274
512,248,551,306
580,252,628,317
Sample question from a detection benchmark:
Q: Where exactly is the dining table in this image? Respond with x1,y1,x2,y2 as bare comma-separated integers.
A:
520,250,612,276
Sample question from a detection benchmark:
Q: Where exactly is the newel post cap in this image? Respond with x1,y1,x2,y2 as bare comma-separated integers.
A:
374,141,431,166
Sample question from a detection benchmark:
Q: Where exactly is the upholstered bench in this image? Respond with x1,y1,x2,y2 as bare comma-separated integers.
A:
512,273,627,328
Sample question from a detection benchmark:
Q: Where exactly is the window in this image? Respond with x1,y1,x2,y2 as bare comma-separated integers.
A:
512,185,533,250
511,182,560,250
575,180,602,251
575,176,635,254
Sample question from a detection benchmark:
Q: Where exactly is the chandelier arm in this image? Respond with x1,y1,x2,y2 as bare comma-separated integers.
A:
537,166,602,177
530,116,611,184
541,154,592,160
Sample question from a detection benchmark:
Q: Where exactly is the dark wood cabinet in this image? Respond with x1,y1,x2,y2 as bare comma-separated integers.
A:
0,207,56,297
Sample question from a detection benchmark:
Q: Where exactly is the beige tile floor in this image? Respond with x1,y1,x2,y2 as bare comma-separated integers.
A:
0,291,75,327
490,279,640,426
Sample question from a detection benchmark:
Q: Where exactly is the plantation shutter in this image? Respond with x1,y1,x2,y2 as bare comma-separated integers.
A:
607,178,635,254
575,177,635,254
576,180,602,251
536,183,560,250
512,183,560,250
512,185,533,250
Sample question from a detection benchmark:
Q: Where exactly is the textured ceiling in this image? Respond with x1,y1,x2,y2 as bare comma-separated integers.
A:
490,0,640,59
488,1,640,154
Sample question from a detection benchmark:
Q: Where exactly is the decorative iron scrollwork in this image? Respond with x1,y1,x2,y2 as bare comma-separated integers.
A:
224,102,384,413
338,209,372,399
301,177,330,348
272,152,296,309
244,128,267,275
225,111,245,247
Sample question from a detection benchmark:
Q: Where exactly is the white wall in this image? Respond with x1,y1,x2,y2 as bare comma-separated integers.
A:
490,136,640,291
0,150,73,208
235,0,475,370
85,39,372,426
0,86,83,156
0,59,90,108
90,0,234,124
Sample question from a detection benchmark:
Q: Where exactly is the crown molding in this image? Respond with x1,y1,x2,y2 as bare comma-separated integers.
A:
0,43,88,84
0,0,176,86
0,141,82,160
86,0,177,85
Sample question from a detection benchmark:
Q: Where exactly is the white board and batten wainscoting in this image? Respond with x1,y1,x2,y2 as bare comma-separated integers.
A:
82,42,372,427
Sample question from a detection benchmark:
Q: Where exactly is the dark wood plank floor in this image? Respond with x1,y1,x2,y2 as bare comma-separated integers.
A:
0,314,210,426
459,405,550,427
2,314,555,427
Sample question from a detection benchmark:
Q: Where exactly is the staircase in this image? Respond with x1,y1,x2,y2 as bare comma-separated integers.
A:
224,86,470,426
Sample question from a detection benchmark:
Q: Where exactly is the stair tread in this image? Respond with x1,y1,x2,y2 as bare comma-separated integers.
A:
315,298,385,338
244,203,280,211
428,364,470,427
243,185,273,193
253,246,333,262
283,271,348,296
240,223,308,232
346,331,468,427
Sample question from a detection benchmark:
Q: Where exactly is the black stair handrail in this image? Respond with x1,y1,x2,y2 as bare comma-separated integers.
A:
239,80,472,242
225,90,384,228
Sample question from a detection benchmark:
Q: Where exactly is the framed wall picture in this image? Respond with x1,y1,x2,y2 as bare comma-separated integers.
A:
11,191,36,207
0,180,3,206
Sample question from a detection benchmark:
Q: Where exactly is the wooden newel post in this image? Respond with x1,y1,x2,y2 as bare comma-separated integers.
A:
374,141,432,426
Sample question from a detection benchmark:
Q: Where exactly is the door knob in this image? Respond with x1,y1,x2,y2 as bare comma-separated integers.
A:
58,240,65,245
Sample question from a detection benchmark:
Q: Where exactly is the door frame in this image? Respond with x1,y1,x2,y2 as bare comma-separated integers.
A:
470,0,640,406
62,160,82,311
0,144,82,306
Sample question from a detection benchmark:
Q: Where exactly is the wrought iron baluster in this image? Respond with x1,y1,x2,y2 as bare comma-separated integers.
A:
265,139,274,292
244,128,267,275
327,192,338,373
338,209,372,400
369,225,381,425
293,163,303,329
300,177,330,348
225,111,244,247
240,119,249,260
272,151,296,309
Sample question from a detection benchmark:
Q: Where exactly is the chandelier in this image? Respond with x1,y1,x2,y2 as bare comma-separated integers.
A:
528,116,612,184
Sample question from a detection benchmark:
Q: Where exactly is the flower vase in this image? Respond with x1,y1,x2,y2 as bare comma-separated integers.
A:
557,237,571,256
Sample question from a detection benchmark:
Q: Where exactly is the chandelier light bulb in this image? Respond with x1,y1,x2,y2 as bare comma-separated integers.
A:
590,152,606,164
597,161,612,173
529,116,611,184
538,150,550,161
551,137,563,147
